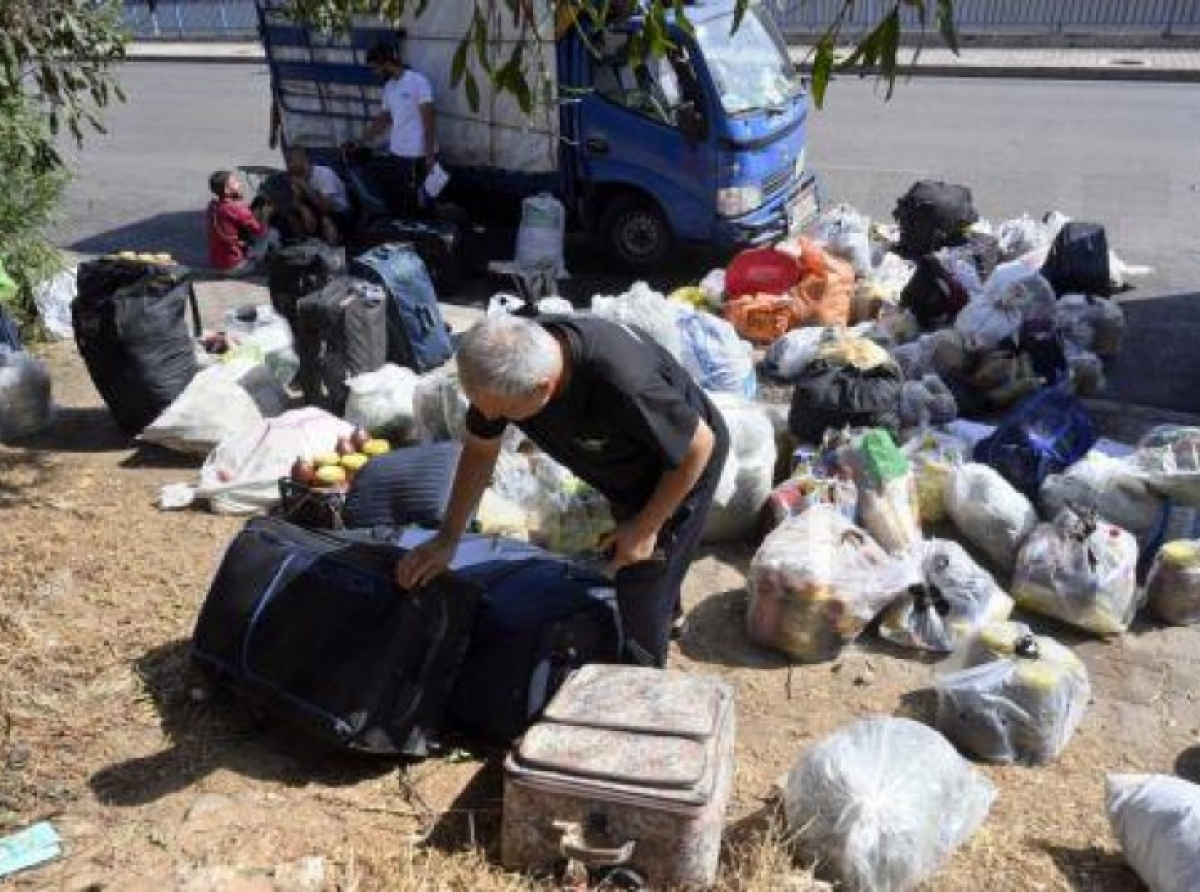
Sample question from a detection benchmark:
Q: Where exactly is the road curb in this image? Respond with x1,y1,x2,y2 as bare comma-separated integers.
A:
798,62,1200,83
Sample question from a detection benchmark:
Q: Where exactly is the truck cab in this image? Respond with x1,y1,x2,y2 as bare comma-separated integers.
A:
563,1,815,269
257,0,815,272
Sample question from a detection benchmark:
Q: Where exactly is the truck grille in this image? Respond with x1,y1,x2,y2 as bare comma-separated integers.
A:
762,166,792,199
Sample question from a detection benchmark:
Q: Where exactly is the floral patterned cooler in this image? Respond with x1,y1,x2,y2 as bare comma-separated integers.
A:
501,664,736,888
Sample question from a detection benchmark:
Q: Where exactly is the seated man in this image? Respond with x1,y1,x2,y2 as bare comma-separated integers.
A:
284,147,352,242
396,313,731,667
206,170,268,270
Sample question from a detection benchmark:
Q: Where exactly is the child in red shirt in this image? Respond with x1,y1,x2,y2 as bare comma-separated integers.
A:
206,170,268,270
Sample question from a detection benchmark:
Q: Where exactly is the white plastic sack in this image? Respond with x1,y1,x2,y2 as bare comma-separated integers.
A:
0,348,54,440
784,716,995,892
196,407,353,514
1107,774,1200,892
698,268,726,309
747,506,918,663
995,214,1051,261
955,263,1055,349
676,310,755,396
140,363,265,456
1039,451,1165,548
514,192,567,279
879,539,1013,653
868,253,916,305
31,267,76,341
591,281,683,359
702,395,777,543
413,365,469,443
813,203,872,276
945,463,1038,571
936,621,1090,765
1013,506,1140,636
1144,540,1200,626
344,363,419,443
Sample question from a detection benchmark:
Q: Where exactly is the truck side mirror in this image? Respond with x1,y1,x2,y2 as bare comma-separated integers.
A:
677,102,707,143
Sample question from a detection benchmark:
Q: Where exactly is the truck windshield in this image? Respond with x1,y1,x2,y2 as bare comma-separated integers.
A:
693,7,803,115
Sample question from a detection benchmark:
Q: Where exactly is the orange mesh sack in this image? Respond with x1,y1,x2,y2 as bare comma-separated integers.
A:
793,251,855,327
724,293,800,345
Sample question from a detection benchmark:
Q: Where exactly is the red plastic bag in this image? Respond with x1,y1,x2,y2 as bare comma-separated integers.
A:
726,247,802,299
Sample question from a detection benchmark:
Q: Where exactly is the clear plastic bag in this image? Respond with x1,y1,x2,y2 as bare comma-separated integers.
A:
591,281,683,359
902,430,967,525
412,365,469,443
1039,450,1165,548
702,395,777,544
760,326,836,382
1143,540,1200,626
344,363,420,443
955,263,1056,350
1013,506,1140,637
879,539,1013,653
813,203,872,276
1127,425,1200,504
747,506,918,663
838,429,923,556
1106,774,1200,892
945,463,1038,571
31,267,77,341
140,363,265,456
765,473,858,532
935,621,1090,765
996,214,1051,260
0,348,54,441
676,310,755,396
784,716,995,892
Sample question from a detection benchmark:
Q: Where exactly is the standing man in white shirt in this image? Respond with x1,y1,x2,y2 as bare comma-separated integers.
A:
362,38,437,216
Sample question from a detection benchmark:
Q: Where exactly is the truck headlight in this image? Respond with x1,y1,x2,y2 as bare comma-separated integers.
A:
717,186,764,217
794,147,806,179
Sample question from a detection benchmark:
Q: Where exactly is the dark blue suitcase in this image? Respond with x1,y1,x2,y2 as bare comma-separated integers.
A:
390,531,623,745
350,243,454,373
191,517,480,757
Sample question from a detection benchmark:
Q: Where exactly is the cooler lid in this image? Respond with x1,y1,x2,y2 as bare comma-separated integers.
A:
516,722,708,790
542,664,726,740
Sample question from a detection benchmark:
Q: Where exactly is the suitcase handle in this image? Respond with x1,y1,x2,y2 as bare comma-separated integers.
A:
554,820,635,868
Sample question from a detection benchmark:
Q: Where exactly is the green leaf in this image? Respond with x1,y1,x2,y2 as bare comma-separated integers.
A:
451,38,469,86
464,71,480,110
811,36,834,108
730,0,748,36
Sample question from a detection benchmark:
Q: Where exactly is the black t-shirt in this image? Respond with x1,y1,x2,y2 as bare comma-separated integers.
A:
465,314,729,516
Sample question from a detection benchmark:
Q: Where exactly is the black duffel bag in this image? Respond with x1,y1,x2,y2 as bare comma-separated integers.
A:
72,258,199,434
788,358,905,444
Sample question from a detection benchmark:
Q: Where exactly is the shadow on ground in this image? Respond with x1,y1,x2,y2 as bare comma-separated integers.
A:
13,407,131,453
1039,841,1143,891
1100,290,1200,418
89,639,395,808
69,211,210,268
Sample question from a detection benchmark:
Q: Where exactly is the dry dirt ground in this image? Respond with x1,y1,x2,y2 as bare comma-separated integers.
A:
3,335,1200,892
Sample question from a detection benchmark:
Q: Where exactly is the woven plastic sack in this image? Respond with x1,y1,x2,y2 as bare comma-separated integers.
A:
1107,774,1200,892
413,365,469,443
344,363,420,444
935,622,1090,765
1013,506,1140,637
784,716,995,892
591,281,683,358
196,407,353,514
945,463,1038,571
747,506,917,663
0,348,54,440
703,395,777,543
1144,540,1200,625
676,310,756,396
140,362,267,456
903,430,967,525
1039,451,1166,549
792,251,854,328
879,539,1013,653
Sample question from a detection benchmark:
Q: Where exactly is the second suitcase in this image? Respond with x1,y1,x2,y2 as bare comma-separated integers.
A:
294,276,388,413
501,665,736,889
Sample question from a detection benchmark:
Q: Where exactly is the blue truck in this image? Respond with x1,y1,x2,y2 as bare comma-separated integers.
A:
258,0,817,271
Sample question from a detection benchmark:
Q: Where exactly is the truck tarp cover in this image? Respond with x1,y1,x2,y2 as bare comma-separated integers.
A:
259,0,559,174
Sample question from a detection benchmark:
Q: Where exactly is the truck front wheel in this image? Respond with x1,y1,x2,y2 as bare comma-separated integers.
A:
599,195,674,273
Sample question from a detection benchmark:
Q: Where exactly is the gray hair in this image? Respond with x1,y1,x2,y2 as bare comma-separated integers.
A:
456,315,560,398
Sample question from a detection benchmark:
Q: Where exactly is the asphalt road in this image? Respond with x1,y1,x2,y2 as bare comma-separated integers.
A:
54,63,1200,415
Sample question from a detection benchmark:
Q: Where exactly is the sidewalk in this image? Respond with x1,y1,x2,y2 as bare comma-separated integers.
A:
126,40,1200,81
